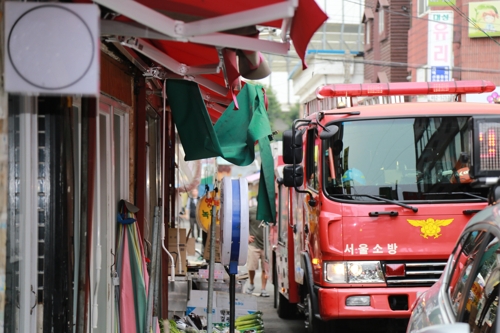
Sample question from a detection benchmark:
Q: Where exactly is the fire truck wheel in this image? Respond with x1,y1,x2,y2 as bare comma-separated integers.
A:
277,292,297,319
305,291,335,332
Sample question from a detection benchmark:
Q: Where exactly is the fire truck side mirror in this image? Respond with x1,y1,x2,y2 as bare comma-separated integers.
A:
282,129,303,164
319,124,339,140
282,165,303,188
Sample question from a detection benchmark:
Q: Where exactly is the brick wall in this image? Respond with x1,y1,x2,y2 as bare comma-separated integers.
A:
364,0,411,82
459,0,500,82
407,0,500,84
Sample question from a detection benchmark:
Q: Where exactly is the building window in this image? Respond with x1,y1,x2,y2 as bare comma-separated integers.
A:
379,8,385,34
376,0,388,41
362,8,374,50
418,0,429,16
366,21,371,45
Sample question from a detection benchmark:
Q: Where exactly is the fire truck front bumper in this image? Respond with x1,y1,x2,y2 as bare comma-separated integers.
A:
317,286,429,320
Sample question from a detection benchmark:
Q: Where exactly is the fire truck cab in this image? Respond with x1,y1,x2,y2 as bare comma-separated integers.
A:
271,81,500,332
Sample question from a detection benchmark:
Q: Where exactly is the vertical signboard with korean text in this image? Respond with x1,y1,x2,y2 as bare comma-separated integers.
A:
428,11,453,82
427,11,454,101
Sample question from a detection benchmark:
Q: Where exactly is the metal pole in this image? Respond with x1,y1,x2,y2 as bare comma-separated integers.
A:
206,203,217,333
229,274,236,333
146,206,161,333
153,210,162,327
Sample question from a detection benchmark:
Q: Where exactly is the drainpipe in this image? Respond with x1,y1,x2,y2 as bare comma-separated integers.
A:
161,79,175,282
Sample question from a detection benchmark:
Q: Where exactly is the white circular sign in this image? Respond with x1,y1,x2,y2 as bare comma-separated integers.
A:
220,177,249,272
7,5,95,90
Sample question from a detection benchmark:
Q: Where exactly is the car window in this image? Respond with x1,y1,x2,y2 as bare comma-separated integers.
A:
463,236,500,332
447,230,490,315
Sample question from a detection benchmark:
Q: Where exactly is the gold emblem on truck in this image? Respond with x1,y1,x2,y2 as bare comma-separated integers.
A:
407,218,454,239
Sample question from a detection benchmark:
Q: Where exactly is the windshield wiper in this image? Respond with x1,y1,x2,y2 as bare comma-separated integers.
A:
424,192,488,202
329,193,418,212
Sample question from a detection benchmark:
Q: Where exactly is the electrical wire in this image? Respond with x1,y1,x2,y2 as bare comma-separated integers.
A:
344,0,488,30
443,0,500,47
350,0,500,46
261,51,500,74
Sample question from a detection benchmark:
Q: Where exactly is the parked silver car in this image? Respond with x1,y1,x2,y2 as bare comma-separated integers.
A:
407,203,500,333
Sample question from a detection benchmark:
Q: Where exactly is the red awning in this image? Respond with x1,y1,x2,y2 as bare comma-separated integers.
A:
79,0,327,121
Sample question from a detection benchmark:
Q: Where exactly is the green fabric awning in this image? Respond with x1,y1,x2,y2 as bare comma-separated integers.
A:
213,83,272,166
166,79,276,222
256,135,276,222
166,79,272,166
166,80,223,160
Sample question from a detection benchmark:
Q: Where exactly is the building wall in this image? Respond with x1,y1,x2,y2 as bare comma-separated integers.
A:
390,0,412,82
364,0,411,83
459,0,500,82
407,2,428,82
291,54,365,103
364,0,377,82
408,0,500,84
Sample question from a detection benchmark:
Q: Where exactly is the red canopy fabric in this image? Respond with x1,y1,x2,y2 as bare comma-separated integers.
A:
138,0,284,25
78,0,328,121
291,0,329,70
135,0,328,68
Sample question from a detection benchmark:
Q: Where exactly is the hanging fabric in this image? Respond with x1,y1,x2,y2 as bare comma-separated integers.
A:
256,135,276,222
166,79,273,167
166,80,223,161
167,79,276,222
115,200,159,333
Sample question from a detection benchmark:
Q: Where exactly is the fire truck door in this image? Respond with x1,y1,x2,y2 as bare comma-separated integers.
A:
293,190,305,285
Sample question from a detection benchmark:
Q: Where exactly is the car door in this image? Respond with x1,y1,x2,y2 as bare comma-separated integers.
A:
448,226,500,333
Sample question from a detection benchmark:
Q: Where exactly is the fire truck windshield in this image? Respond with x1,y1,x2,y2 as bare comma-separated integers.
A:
322,116,490,202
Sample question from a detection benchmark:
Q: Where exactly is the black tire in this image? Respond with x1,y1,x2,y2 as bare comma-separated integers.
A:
277,292,297,319
305,293,336,333
304,275,336,333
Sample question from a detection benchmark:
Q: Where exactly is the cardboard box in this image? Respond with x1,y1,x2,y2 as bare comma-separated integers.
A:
203,224,221,262
186,237,196,256
216,292,257,322
216,292,258,311
186,290,258,323
168,228,187,245
168,228,187,276
186,290,217,318
198,266,225,280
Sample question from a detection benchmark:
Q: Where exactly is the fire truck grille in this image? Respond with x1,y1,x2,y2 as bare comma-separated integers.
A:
383,261,447,287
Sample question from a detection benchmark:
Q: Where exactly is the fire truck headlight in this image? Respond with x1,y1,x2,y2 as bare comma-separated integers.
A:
324,261,385,284
348,263,363,276
324,262,346,283
347,261,385,283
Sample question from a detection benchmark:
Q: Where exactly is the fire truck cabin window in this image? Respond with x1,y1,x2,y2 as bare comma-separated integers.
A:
322,117,489,202
306,129,320,191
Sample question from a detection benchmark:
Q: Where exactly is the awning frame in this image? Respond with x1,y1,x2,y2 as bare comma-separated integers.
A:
113,36,230,96
102,20,291,55
120,37,221,76
95,0,293,54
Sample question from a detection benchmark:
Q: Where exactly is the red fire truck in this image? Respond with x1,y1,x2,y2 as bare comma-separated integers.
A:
268,81,500,332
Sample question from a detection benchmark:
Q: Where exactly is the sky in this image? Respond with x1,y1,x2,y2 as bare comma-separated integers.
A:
318,0,365,24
